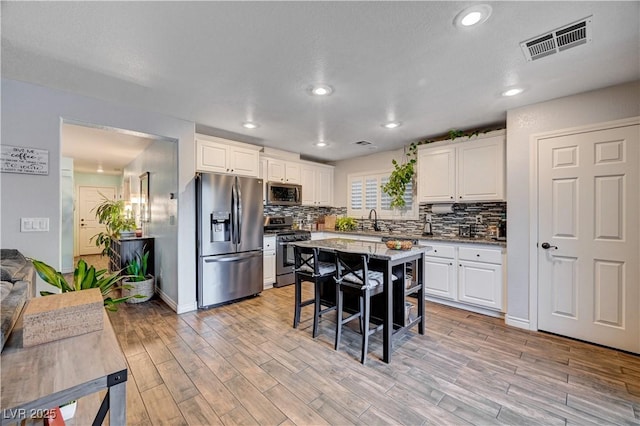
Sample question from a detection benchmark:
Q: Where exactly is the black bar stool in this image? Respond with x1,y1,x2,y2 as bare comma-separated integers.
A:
293,246,337,338
334,250,396,364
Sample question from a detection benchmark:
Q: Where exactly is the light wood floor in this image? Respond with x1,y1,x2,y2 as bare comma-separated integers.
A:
74,285,639,425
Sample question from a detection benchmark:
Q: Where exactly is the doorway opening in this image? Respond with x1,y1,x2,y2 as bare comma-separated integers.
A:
60,120,178,300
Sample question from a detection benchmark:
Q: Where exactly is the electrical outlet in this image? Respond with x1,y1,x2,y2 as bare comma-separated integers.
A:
475,215,483,224
426,214,432,223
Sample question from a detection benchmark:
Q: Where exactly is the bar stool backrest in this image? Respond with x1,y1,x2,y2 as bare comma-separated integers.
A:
335,251,369,287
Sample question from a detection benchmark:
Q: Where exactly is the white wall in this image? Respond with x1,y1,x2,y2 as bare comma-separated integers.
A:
505,80,640,325
332,147,404,207
123,139,179,305
1,79,197,313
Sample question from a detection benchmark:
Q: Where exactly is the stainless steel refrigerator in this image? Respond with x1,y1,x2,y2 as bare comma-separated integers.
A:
197,173,263,308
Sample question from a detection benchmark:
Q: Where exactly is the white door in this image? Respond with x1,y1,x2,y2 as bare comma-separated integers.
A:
538,124,639,353
78,186,116,255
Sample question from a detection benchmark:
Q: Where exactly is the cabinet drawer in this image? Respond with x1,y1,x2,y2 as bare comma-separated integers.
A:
458,246,502,264
424,244,455,259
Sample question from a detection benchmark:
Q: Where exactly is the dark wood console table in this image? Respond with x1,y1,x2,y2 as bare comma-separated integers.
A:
109,236,154,274
1,311,127,425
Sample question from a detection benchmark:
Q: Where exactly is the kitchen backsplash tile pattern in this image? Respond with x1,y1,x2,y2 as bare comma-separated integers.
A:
264,202,507,239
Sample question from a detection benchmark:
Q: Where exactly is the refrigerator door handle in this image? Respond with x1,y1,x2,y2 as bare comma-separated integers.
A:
230,183,237,244
236,180,243,244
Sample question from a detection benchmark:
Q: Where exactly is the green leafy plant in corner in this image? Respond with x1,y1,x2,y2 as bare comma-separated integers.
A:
381,144,417,208
125,248,150,282
335,216,358,232
29,258,142,311
91,194,137,256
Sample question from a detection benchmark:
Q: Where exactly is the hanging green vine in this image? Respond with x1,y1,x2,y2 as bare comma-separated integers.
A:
381,147,417,208
381,125,504,208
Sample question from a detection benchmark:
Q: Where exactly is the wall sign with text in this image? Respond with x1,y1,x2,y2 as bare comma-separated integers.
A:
1,145,49,175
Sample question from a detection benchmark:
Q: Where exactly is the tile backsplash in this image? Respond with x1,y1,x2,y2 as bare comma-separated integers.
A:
264,202,506,239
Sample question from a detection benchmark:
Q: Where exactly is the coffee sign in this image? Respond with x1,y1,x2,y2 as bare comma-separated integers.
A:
1,145,49,175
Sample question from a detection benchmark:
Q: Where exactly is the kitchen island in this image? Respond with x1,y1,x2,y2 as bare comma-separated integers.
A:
293,238,429,363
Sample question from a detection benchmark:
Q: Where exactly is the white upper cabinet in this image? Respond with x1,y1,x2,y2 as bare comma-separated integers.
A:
417,132,505,203
196,135,261,177
417,147,456,202
267,158,301,184
456,136,505,202
300,162,334,206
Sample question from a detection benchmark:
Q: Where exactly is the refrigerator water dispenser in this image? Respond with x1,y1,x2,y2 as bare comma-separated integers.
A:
211,211,231,242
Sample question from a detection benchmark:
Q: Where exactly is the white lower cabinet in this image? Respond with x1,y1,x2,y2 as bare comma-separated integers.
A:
423,242,505,313
263,236,276,289
458,260,503,310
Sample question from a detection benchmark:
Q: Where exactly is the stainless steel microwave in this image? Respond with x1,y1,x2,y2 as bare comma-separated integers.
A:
266,182,302,205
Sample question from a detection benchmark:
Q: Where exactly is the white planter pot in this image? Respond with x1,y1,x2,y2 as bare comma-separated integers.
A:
123,275,154,303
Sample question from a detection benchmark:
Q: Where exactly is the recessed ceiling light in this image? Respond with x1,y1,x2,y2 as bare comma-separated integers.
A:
96,165,104,173
382,121,402,129
242,121,260,129
454,4,492,28
502,88,524,97
308,84,334,96
315,141,328,147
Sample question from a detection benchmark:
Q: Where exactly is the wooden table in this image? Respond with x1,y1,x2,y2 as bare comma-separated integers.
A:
293,238,429,363
1,311,127,425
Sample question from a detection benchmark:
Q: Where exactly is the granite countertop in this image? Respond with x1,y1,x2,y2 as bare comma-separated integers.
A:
315,229,506,247
293,238,429,261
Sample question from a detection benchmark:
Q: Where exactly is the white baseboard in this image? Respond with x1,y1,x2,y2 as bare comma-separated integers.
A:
177,301,198,314
425,296,504,319
505,314,531,330
155,288,196,314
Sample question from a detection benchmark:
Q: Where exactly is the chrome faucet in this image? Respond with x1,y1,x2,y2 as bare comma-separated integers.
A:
368,209,381,231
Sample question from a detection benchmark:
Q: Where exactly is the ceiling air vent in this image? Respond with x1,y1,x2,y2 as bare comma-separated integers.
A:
521,16,592,61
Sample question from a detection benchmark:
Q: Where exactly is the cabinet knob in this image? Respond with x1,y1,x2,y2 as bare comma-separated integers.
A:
450,196,454,200
476,254,480,257
449,262,453,266
459,196,462,199
434,250,437,253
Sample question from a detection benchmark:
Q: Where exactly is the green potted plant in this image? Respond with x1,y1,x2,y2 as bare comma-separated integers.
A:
29,258,140,311
122,248,154,303
335,216,358,232
91,194,137,256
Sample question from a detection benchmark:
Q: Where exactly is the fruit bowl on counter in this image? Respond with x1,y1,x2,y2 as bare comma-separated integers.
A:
385,240,413,250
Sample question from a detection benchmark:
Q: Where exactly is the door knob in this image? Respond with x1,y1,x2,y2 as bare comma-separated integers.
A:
541,242,558,250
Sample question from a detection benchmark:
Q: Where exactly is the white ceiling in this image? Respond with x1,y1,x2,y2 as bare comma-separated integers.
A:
2,2,639,162
61,124,154,175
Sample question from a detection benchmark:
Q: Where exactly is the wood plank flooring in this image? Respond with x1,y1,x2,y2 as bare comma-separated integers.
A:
74,285,639,425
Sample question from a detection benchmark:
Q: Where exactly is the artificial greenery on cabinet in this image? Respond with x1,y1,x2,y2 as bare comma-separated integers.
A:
381,126,504,208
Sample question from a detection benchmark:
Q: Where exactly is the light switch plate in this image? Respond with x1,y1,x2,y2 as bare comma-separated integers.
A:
21,217,49,232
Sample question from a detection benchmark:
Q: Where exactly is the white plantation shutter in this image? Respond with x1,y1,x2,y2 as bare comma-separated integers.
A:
403,180,414,209
380,177,392,211
365,178,378,210
350,179,363,210
347,171,417,220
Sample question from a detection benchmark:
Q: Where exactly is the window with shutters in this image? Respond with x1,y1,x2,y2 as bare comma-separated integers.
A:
348,171,417,220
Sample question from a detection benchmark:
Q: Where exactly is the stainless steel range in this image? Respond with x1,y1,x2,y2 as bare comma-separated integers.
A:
264,216,311,287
